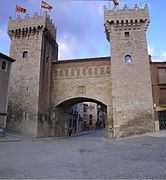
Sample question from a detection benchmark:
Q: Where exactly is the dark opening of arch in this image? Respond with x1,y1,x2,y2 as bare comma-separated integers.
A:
56,97,107,137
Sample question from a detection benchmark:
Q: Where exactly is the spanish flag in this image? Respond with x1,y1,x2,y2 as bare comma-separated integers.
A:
112,0,119,6
41,1,52,11
16,5,26,13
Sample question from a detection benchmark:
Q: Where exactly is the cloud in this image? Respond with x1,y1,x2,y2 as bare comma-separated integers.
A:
148,45,166,62
1,0,159,60
52,0,109,59
152,56,166,62
58,34,79,60
148,45,154,56
0,26,7,39
0,25,10,55
155,51,166,62
0,0,110,59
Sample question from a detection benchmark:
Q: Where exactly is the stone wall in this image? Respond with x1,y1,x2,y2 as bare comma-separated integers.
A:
0,53,15,128
0,57,12,115
7,12,58,137
6,6,157,138
51,57,113,137
150,61,166,125
150,62,166,106
104,5,154,138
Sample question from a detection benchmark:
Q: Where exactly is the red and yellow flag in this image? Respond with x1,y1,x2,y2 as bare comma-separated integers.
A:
41,1,53,11
111,0,119,6
16,5,26,13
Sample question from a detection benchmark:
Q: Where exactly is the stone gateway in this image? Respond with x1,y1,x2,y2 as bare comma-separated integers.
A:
7,5,155,138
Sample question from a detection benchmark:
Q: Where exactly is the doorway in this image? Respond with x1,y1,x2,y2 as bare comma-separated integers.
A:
158,110,166,130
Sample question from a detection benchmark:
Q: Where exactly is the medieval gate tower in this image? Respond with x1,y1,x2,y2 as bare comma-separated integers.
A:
104,4,154,137
7,5,154,138
7,13,58,136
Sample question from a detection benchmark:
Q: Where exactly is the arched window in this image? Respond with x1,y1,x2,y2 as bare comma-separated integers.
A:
88,68,92,76
71,69,74,76
106,67,110,74
1,60,8,71
124,32,130,37
77,69,80,76
100,67,105,75
65,69,69,77
60,69,63,77
94,68,98,75
83,68,86,76
125,55,132,64
23,51,28,59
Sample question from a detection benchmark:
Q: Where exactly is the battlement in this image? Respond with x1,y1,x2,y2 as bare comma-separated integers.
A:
104,4,150,40
104,4,149,23
8,12,56,40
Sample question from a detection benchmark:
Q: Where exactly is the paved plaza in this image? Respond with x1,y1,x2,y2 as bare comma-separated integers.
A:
0,129,166,179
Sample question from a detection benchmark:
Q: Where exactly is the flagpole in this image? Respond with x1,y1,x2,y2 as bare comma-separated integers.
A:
14,5,17,19
40,1,43,16
40,7,42,16
108,0,111,10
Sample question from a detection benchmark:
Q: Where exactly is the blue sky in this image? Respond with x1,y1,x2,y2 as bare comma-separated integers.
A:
0,0,166,61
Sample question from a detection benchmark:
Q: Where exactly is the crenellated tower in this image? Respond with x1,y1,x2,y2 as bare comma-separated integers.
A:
104,4,154,138
7,12,58,137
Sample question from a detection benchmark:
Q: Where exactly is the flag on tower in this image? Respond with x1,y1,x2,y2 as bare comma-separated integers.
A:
41,1,53,11
111,0,119,6
16,5,26,13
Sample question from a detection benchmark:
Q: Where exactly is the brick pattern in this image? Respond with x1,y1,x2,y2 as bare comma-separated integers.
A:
53,65,111,79
7,13,58,137
7,5,157,138
104,4,154,138
51,59,113,138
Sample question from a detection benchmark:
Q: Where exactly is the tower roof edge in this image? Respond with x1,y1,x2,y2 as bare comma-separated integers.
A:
8,12,56,40
104,4,149,24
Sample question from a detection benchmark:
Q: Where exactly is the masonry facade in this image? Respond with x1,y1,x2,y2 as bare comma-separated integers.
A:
0,52,15,129
104,4,154,137
150,61,166,130
7,4,164,138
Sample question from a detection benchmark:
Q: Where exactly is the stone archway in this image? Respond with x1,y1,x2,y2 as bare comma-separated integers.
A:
49,58,113,138
50,97,109,138
36,58,113,138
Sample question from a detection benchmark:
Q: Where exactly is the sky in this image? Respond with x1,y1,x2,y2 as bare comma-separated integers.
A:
0,0,166,61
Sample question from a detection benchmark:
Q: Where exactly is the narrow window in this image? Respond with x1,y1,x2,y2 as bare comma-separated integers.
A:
84,106,87,112
71,69,74,76
158,68,166,84
1,60,8,71
46,56,49,63
77,69,80,76
23,51,28,59
89,119,92,125
88,68,92,76
83,68,86,76
60,69,63,77
125,55,132,64
124,32,130,37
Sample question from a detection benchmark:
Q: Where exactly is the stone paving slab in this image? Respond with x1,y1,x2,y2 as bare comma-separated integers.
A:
0,132,22,142
146,130,166,137
0,130,166,179
71,130,96,137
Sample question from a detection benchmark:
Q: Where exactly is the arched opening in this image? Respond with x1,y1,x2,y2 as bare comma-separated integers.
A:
124,54,132,64
55,97,107,137
23,51,28,59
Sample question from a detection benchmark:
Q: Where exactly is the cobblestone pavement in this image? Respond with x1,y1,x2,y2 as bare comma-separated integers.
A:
0,130,166,179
